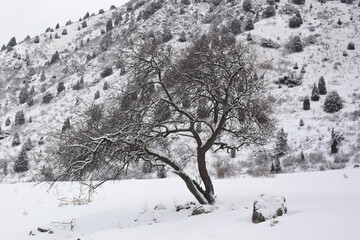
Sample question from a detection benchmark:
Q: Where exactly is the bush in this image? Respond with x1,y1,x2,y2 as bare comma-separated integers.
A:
34,36,40,44
13,147,29,173
303,96,310,110
347,42,355,50
289,15,302,28
42,92,53,104
324,91,343,113
162,28,173,43
82,21,87,28
178,31,187,42
24,138,34,151
99,9,105,14
212,158,235,179
94,90,100,100
262,5,276,18
15,110,25,126
100,32,112,51
100,67,113,78
83,12,90,19
103,81,109,90
274,128,288,156
5,117,11,126
286,35,303,52
62,118,71,132
181,0,191,5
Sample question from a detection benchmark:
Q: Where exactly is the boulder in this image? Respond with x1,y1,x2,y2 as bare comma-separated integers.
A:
191,205,214,216
252,194,287,223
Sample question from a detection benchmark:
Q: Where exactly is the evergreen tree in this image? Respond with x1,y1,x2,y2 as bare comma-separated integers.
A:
12,132,21,146
293,62,298,69
299,119,304,126
55,33,60,39
262,5,276,18
244,19,254,31
62,118,71,132
347,41,355,50
106,19,113,32
19,87,29,104
40,70,46,81
324,91,343,113
50,51,60,64
13,146,29,173
7,37,17,48
303,96,310,110
230,19,242,35
311,84,320,101
5,117,11,126
15,110,25,126
42,92,53,104
103,81,109,90
62,29,68,35
300,66,306,74
292,0,305,4
181,0,191,5
94,90,100,100
38,136,44,145
24,138,34,151
1,44,6,51
99,9,105,14
82,21,87,28
246,33,252,41
318,76,327,95
57,82,65,94
55,23,60,29
289,35,303,52
274,128,288,156
83,12,90,19
3,162,8,176
178,31,187,42
242,0,252,12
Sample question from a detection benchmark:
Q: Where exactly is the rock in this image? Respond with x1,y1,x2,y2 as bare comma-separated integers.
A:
175,201,196,212
191,205,214,216
252,194,287,223
37,227,50,233
354,165,359,168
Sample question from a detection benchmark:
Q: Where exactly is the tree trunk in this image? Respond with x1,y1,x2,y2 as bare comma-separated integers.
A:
197,150,215,204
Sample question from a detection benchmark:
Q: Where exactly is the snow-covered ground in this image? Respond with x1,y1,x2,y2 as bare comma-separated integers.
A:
1,169,359,240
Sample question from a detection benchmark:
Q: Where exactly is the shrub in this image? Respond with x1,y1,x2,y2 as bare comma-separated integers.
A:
299,119,304,126
181,0,191,5
212,158,235,179
99,9,105,14
110,5,116,10
100,32,112,51
178,31,187,42
83,12,90,19
289,15,302,28
286,35,303,52
262,5,276,18
303,96,310,110
5,117,11,126
324,91,343,113
13,147,29,173
15,110,25,126
311,84,320,101
82,21,87,28
34,36,40,44
318,76,327,95
42,92,53,104
162,28,173,43
24,138,34,151
62,118,71,132
347,42,355,50
94,90,100,100
55,23,60,29
100,67,113,78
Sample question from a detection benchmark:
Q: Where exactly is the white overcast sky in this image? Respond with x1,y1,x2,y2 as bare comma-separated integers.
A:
0,0,129,45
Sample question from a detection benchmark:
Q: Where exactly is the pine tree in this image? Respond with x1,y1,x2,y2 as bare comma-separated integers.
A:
38,136,44,145
62,29,68,35
300,66,306,74
347,42,355,50
5,117,11,126
244,19,254,31
13,146,29,173
50,51,60,64
19,87,29,104
15,110,25,126
12,132,21,146
299,119,304,126
275,128,288,156
242,0,252,12
34,36,40,44
7,37,17,48
318,76,327,95
303,96,310,110
24,138,34,151
324,91,343,113
42,92,53,104
293,62,298,69
289,15,302,28
311,83,320,101
103,81,109,90
40,70,46,81
55,23,60,29
83,12,90,19
106,19,113,32
82,21,87,28
57,82,65,94
94,90,100,100
62,118,71,132
178,31,187,42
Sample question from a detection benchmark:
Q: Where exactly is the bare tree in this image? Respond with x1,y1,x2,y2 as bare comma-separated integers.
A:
52,33,274,205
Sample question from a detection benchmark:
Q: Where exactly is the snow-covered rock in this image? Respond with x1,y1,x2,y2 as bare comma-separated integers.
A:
252,194,287,223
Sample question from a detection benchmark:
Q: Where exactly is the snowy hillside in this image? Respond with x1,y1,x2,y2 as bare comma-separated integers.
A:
0,0,360,182
1,169,359,239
